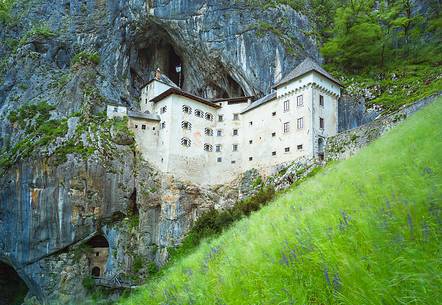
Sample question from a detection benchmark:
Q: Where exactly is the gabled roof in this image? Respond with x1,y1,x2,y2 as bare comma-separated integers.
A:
273,57,342,88
149,88,221,109
240,91,277,114
141,73,180,90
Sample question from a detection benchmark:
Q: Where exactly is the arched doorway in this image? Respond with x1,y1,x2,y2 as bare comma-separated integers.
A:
91,266,101,277
0,262,29,305
86,235,110,278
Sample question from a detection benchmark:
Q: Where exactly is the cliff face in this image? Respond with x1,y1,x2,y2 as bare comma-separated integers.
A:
0,0,318,303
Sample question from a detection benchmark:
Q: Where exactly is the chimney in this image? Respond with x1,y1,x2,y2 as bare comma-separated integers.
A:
155,68,161,80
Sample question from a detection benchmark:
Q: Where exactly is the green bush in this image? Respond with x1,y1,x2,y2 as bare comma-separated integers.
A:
71,51,100,66
82,276,95,291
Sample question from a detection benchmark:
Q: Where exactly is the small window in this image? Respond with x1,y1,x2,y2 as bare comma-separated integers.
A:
135,124,138,129
297,95,303,107
205,113,214,121
142,125,146,130
233,129,239,136
272,151,276,156
297,117,304,129
96,252,99,257
320,117,324,129
218,115,224,122
272,112,276,116
160,106,167,114
204,144,213,152
217,129,223,137
153,127,156,130
285,147,290,152
283,122,290,133
161,122,166,129
283,100,289,112
249,121,253,126
233,144,238,152
181,137,191,147
249,140,253,144
272,132,276,137
182,121,192,130
195,109,203,118
297,144,303,150
182,105,192,114
113,107,118,112
231,160,236,164
233,113,239,120
319,95,324,107
205,128,213,136
249,157,253,161
216,145,221,152
217,157,222,163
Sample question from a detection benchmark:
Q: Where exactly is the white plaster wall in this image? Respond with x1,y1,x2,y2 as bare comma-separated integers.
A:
106,105,127,118
129,118,160,167
140,80,171,113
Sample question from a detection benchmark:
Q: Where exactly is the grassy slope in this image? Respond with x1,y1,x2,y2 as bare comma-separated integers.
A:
120,98,442,305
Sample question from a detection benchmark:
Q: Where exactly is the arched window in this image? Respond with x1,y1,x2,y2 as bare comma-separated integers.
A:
204,144,213,152
182,105,192,114
205,128,213,136
91,266,101,277
205,113,214,121
181,137,191,147
181,121,192,130
195,109,203,118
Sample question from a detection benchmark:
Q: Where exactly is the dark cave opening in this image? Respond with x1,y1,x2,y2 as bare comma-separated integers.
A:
86,235,109,248
0,262,29,305
133,26,184,89
129,189,139,216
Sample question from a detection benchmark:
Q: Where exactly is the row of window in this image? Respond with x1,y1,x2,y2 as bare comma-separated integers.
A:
215,145,304,163
181,105,214,121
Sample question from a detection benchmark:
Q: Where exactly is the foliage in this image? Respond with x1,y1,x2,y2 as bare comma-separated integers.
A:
0,0,15,24
82,276,95,291
71,51,100,67
119,99,442,304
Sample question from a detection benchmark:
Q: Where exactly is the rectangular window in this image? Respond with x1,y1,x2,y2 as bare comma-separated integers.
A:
113,107,118,112
161,122,166,129
135,124,138,129
231,160,236,164
297,144,303,150
218,115,224,122
319,95,324,107
249,157,253,161
283,100,290,112
285,147,290,152
233,113,239,120
160,106,167,113
272,112,276,116
283,122,290,133
232,144,238,152
233,129,238,136
217,130,223,137
272,151,276,156
297,117,304,129
249,121,253,126
320,117,324,129
216,145,221,152
217,157,222,163
142,125,146,130
249,140,253,144
272,132,276,137
297,95,303,107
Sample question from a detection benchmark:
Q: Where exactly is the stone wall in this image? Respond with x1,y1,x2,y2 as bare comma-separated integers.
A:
326,92,442,161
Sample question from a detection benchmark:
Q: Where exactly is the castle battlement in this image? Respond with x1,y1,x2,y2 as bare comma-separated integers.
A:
107,58,342,185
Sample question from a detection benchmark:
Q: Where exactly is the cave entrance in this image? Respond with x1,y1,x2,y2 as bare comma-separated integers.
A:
86,235,110,278
134,24,184,89
0,262,29,305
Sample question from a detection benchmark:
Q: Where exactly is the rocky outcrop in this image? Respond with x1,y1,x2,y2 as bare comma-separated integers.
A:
337,95,379,132
326,92,442,161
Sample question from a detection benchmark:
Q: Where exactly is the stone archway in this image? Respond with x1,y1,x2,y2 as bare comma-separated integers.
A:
0,262,29,305
86,235,110,278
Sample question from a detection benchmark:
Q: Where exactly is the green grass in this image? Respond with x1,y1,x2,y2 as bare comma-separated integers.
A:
119,97,442,305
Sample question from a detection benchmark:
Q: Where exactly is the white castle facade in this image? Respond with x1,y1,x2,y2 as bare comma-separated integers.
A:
107,58,342,185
